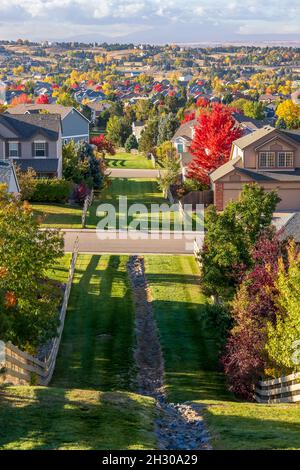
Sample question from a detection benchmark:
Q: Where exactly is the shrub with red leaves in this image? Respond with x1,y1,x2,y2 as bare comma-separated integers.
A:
90,134,115,156
222,228,285,400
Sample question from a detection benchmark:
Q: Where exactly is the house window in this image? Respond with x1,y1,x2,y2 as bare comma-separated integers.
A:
259,151,275,168
278,151,294,168
8,142,19,158
34,142,46,157
177,143,184,153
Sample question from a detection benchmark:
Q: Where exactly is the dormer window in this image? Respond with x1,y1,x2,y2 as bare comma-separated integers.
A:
278,151,294,168
259,151,275,168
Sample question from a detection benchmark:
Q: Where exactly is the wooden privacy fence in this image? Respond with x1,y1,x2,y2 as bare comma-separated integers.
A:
256,372,300,403
181,190,214,209
0,237,79,386
81,189,94,228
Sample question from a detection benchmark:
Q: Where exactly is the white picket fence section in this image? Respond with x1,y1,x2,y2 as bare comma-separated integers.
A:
256,372,300,403
81,189,94,228
0,238,79,386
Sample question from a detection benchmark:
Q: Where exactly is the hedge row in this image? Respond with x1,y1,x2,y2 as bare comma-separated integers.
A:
29,179,73,203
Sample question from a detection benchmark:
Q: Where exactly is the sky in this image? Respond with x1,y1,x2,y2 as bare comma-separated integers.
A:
0,0,300,44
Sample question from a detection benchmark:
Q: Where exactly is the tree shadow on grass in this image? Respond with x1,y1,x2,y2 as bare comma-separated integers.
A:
202,403,300,450
0,387,156,450
51,255,135,392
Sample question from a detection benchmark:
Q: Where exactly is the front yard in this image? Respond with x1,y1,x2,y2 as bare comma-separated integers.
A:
31,203,82,228
87,177,184,230
105,152,154,169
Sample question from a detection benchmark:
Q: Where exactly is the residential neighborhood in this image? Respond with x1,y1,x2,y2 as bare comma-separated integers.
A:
1,16,300,458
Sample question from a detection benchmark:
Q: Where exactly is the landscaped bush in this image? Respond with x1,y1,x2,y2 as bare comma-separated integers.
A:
29,179,73,203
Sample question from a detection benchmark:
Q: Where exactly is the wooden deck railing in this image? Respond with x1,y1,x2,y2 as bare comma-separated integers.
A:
0,237,79,386
256,372,300,403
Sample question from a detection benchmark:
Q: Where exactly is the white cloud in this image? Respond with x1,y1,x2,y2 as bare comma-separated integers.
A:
0,0,299,41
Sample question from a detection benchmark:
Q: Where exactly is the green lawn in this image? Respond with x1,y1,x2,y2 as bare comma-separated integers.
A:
87,178,185,230
0,387,156,450
31,203,82,228
46,254,71,283
106,152,154,169
144,255,231,403
202,401,300,450
51,254,135,391
145,254,300,450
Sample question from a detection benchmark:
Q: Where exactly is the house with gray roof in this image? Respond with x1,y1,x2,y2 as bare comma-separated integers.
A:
0,113,62,178
7,104,89,143
0,160,19,193
210,126,300,212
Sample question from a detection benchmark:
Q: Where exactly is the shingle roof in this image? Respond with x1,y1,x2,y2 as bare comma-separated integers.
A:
233,126,300,150
0,161,12,186
237,167,300,182
210,157,242,182
0,114,60,140
171,119,197,141
7,103,73,119
13,158,59,173
0,160,19,191
233,126,275,149
281,213,300,243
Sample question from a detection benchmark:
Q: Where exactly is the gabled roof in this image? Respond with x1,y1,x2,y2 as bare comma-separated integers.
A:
210,157,242,182
233,126,275,150
171,119,197,142
0,114,61,140
7,104,90,123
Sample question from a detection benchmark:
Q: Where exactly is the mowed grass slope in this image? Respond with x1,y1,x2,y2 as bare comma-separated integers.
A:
0,387,156,450
31,203,82,228
87,178,182,230
52,254,135,391
203,401,300,450
145,255,300,450
144,255,231,403
105,152,154,169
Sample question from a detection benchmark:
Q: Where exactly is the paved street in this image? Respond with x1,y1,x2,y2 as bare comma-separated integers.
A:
107,168,163,178
63,229,203,254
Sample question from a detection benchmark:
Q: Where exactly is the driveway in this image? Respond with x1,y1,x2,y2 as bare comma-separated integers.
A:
63,229,203,254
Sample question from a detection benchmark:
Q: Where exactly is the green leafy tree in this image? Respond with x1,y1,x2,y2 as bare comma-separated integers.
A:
0,189,63,352
157,154,181,196
157,113,179,145
201,184,280,300
106,116,131,146
124,134,138,152
138,118,159,154
266,241,300,372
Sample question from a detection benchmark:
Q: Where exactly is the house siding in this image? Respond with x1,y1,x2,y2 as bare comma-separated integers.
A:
62,110,89,141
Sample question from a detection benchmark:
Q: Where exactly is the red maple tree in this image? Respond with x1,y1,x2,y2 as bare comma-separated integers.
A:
181,111,195,124
36,94,49,104
187,103,242,184
90,134,115,157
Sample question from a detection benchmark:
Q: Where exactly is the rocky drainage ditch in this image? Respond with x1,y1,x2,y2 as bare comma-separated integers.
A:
127,255,211,451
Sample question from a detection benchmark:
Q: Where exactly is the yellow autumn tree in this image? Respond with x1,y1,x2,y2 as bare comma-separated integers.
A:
276,99,300,129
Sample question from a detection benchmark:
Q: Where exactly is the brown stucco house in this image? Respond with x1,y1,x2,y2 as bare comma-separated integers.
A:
210,126,300,211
